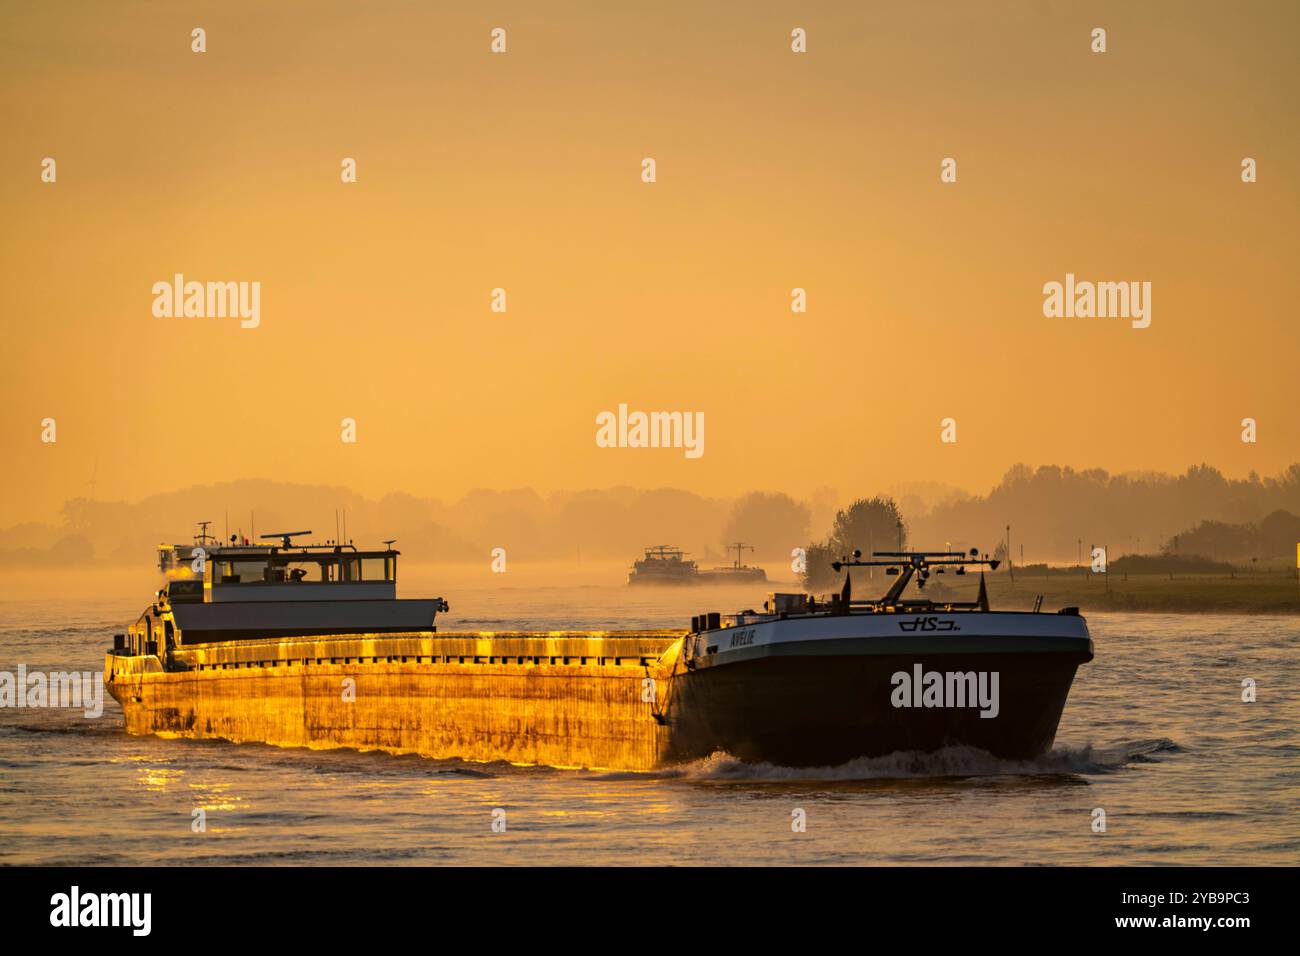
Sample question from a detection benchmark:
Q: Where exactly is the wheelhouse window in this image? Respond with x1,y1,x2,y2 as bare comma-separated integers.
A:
214,558,270,583
208,550,394,586
165,580,203,602
361,557,394,581
268,557,337,582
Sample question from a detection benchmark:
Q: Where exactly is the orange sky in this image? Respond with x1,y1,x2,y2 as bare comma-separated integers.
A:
2,1,1297,527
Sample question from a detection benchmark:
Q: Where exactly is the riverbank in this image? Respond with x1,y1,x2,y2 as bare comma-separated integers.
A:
920,568,1300,614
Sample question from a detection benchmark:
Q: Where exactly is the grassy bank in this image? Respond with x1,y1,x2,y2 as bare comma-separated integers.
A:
900,567,1300,614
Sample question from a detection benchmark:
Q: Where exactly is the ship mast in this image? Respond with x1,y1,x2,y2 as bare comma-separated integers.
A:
725,542,754,569
831,549,1001,609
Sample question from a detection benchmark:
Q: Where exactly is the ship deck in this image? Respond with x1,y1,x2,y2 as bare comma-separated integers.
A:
110,629,689,675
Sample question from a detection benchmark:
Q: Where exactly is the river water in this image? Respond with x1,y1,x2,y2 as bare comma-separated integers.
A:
2,576,1297,866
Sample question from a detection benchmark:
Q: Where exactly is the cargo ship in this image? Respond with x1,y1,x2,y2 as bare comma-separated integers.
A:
627,543,767,585
701,542,768,584
106,531,1093,770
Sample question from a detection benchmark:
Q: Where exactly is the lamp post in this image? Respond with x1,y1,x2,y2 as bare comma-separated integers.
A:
1006,524,1014,584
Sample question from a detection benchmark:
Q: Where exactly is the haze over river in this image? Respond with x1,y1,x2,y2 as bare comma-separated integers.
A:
2,569,1297,865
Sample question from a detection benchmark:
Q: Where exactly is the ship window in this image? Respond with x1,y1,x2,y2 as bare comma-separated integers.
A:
273,558,330,583
215,559,268,584
360,558,391,581
166,580,203,602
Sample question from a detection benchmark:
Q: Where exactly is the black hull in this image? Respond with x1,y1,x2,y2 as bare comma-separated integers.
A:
697,571,768,583
666,651,1086,766
628,573,767,586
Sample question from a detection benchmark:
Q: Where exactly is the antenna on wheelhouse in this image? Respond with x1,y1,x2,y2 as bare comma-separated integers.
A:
832,548,1001,609
260,531,312,549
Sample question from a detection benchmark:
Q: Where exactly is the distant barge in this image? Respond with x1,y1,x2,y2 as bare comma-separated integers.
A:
106,531,1092,770
627,544,767,586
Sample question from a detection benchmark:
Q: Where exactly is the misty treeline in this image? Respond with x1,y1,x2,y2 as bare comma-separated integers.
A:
3,463,1299,571
911,463,1300,565
1164,511,1300,562
0,482,817,569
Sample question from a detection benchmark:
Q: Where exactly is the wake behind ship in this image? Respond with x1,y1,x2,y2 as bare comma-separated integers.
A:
106,529,1093,771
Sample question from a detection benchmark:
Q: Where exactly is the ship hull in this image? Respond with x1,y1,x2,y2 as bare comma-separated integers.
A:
697,569,767,584
663,651,1082,765
627,571,768,585
106,632,679,772
106,613,1092,771
627,575,704,586
661,611,1092,764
